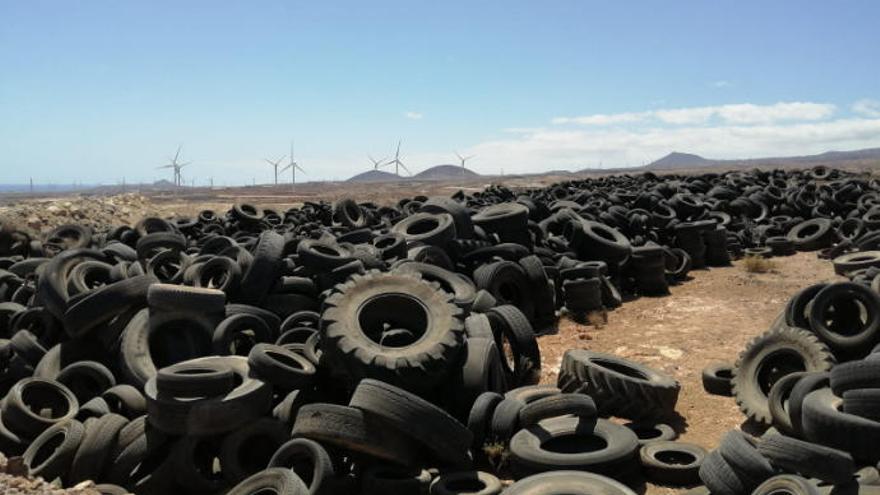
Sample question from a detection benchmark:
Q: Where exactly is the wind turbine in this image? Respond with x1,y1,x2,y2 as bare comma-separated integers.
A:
280,141,305,188
385,140,410,176
156,145,191,187
264,154,287,185
455,151,475,175
368,155,387,170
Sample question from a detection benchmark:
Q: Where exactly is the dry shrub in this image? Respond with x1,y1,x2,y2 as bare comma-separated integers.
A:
743,255,777,273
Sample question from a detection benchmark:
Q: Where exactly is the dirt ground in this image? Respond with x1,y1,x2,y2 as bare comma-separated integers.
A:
538,251,837,494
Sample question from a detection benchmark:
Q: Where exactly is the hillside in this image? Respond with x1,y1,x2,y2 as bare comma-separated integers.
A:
413,164,480,180
642,147,880,171
346,170,402,183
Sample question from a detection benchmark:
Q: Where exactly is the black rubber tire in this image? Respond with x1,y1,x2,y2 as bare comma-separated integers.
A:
146,283,226,314
518,255,556,326
56,360,116,404
758,433,854,484
63,274,157,338
808,282,880,354
333,198,367,228
767,371,809,436
155,360,236,398
2,378,79,439
698,451,746,495
393,262,477,309
169,435,227,493
9,329,47,367
239,231,285,305
220,417,289,484
67,413,128,484
449,337,507,420
464,313,495,340
787,372,829,437
23,419,85,482
291,403,420,466
101,384,147,419
144,356,272,436
361,465,433,495
832,360,880,396
716,430,775,490
267,438,335,495
732,326,835,425
751,475,820,495
467,391,503,450
430,471,503,495
296,240,354,270
802,387,880,462
509,417,639,480
391,212,457,247
490,397,524,443
322,271,464,390
504,470,637,495
518,393,597,428
570,219,632,262
640,441,707,486
556,349,680,420
226,467,309,495
349,378,473,466
787,218,834,251
623,422,677,446
76,396,111,421
785,283,828,329
487,305,541,387
701,362,734,397
473,261,535,322
247,343,317,391
842,388,880,421
212,312,275,356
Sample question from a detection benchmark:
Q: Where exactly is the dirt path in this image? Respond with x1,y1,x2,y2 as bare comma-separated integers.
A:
538,252,838,494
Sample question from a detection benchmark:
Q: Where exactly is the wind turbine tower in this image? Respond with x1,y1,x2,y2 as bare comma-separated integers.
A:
455,151,475,175
385,140,410,176
157,145,191,187
264,154,287,185
280,141,305,189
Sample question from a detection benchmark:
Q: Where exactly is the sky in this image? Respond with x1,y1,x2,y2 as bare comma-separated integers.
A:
1,1,879,185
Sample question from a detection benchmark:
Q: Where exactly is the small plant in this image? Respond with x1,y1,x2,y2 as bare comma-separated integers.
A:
483,441,509,471
743,255,777,273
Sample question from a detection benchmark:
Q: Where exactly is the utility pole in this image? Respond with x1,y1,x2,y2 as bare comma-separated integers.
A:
29,178,33,194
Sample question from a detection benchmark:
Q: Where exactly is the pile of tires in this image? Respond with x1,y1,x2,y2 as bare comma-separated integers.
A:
1,164,879,493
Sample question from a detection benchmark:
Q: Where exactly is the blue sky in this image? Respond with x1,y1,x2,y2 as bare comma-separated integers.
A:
1,1,879,184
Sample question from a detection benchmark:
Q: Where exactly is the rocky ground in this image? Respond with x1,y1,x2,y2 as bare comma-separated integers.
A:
0,455,101,494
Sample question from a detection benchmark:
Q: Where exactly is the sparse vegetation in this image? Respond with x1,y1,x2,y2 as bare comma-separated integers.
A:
483,441,509,471
743,255,777,273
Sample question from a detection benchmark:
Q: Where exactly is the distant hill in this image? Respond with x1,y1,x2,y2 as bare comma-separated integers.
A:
347,170,402,182
413,164,480,180
646,152,714,170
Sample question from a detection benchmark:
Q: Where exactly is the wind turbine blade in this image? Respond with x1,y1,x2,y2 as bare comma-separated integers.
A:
396,140,401,158
265,158,276,166
280,165,291,173
455,151,463,161
157,165,173,169
296,164,306,173
174,145,182,164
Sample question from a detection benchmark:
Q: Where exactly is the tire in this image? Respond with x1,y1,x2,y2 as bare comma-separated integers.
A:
473,261,536,322
144,356,272,436
464,313,495,340
361,465,433,495
63,274,158,338
391,212,457,247
333,198,367,229
420,196,475,239
155,360,235,398
23,419,85,482
170,435,227,493
518,393,597,428
487,305,541,387
239,231,284,304
570,219,632,262
787,372,829,437
509,417,639,480
490,397,524,443
623,422,677,446
67,413,128,484
101,384,147,419
448,337,507,420
802,387,880,462
10,329,46,367
213,312,275,356
698,451,746,495
2,378,79,438
808,282,880,354
296,240,354,270
518,255,556,326
831,360,880,395
322,271,464,390
751,475,820,495
843,388,880,421
226,467,309,495
556,349,680,420
349,379,473,466
732,326,835,424
716,430,775,490
393,262,477,310
702,362,734,397
467,391,504,450
640,441,706,486
56,360,117,404
758,433,854,484
292,403,420,466
430,471,502,495
767,371,809,435
787,218,834,251
504,470,637,495
247,343,317,391
785,283,828,329
220,417,289,484
268,438,335,495
146,283,226,315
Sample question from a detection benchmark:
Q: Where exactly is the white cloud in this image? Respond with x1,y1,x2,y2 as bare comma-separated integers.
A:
463,117,880,174
853,99,880,118
712,80,731,88
554,101,837,127
404,111,423,120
